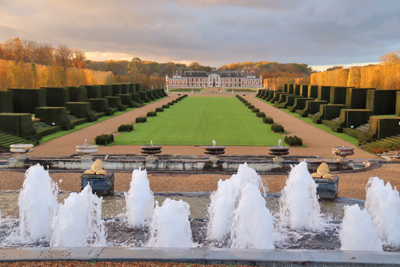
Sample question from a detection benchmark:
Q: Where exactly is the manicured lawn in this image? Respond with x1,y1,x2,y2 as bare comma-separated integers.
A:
113,97,286,146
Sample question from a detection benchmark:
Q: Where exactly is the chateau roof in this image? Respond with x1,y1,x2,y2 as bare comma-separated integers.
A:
220,71,246,78
182,71,208,77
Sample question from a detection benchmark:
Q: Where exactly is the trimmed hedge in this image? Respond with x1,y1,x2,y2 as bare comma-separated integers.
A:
256,112,266,118
99,85,113,97
95,134,114,145
65,102,95,122
118,124,133,132
263,117,274,124
147,111,157,117
68,86,87,102
155,107,164,112
284,135,303,146
0,113,37,140
252,108,260,113
0,90,13,112
104,96,126,111
135,117,147,123
8,88,46,113
44,87,70,107
88,98,114,116
271,124,284,133
162,104,169,109
35,107,72,130
112,84,122,96
85,85,102,99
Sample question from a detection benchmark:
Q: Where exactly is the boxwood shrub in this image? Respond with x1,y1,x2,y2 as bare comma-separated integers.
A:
248,105,255,109
95,134,114,145
252,108,260,113
135,116,147,123
156,107,164,112
162,104,169,109
284,135,303,146
271,123,284,133
117,124,133,132
256,112,266,118
263,117,274,124
147,111,157,117
168,102,174,106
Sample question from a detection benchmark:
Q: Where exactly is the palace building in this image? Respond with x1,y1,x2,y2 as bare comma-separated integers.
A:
166,69,262,89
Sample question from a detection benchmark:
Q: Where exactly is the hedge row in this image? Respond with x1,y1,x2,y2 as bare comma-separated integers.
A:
284,135,303,146
95,134,114,145
118,124,133,132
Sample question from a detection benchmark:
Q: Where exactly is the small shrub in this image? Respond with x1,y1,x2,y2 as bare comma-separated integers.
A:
256,112,266,118
370,148,385,154
156,107,164,112
252,108,260,113
95,134,114,145
117,124,133,132
284,135,303,146
271,123,284,133
263,117,274,124
147,111,157,117
168,102,174,106
135,117,147,123
162,104,169,109
248,105,255,109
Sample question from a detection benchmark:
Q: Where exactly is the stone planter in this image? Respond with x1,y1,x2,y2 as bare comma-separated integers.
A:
314,176,339,199
141,145,162,161
81,172,114,196
204,146,225,164
332,146,354,162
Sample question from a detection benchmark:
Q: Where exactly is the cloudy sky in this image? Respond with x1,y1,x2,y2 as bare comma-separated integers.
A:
1,0,399,70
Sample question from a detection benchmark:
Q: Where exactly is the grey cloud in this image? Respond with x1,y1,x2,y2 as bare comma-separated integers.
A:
1,0,400,67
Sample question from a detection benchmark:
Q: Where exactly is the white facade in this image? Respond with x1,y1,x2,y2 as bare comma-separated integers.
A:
166,69,262,89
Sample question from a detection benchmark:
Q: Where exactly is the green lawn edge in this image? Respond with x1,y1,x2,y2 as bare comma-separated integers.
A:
39,97,168,144
258,99,359,146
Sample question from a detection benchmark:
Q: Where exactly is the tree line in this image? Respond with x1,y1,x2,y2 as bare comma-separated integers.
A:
87,58,312,81
0,38,86,70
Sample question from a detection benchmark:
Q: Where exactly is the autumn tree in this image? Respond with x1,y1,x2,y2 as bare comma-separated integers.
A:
71,49,86,68
379,50,400,65
127,57,143,78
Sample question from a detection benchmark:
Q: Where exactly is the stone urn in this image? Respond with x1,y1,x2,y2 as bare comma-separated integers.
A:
141,143,162,161
332,146,354,162
10,144,34,160
204,140,225,164
76,139,98,160
268,146,289,163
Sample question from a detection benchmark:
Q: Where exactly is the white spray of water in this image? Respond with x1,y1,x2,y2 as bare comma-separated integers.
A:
207,163,266,241
17,164,59,241
125,169,154,227
50,184,106,247
365,177,400,247
279,161,324,231
148,198,194,248
230,183,275,249
340,204,383,251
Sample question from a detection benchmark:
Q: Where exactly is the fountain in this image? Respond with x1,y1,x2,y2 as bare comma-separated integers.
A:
141,140,162,162
50,184,107,247
1,162,400,265
207,163,265,241
339,204,383,251
125,168,154,227
148,198,194,248
8,144,34,167
365,177,400,246
230,183,274,249
332,146,354,162
76,139,98,160
279,161,324,231
10,164,59,242
268,139,289,163
204,140,225,165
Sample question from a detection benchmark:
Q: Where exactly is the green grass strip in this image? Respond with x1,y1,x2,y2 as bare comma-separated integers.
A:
258,99,359,146
113,97,287,146
40,97,167,144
